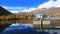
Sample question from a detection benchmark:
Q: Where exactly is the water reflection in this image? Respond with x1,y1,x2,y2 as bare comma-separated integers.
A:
0,20,22,33
0,20,33,25
0,20,60,32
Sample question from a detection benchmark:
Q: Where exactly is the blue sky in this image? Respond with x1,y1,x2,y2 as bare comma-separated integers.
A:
0,0,58,13
0,0,49,7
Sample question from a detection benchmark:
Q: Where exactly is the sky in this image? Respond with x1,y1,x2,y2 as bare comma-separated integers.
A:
0,0,60,13
0,0,49,7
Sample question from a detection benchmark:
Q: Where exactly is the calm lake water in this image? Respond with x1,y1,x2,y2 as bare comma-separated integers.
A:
0,20,60,34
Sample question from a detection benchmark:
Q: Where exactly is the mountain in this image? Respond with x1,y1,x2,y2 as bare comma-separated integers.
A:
16,11,31,15
30,7,60,16
0,6,13,16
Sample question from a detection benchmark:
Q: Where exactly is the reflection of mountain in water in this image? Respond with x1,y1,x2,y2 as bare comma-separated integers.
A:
1,23,37,34
0,6,12,15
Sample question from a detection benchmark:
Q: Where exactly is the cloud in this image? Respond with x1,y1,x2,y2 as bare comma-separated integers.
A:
10,11,20,13
38,0,60,9
2,5,37,13
54,0,60,7
20,8,37,12
1,0,60,13
2,6,26,11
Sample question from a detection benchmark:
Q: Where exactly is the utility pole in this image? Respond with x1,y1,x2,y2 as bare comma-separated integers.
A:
41,19,42,31
40,18,44,31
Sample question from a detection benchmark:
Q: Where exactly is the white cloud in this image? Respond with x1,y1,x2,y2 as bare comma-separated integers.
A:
1,0,60,13
10,11,19,13
2,5,37,13
38,0,60,9
20,8,37,12
2,6,26,10
54,0,60,7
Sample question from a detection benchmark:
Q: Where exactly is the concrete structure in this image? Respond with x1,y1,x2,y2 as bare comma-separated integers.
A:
33,20,50,29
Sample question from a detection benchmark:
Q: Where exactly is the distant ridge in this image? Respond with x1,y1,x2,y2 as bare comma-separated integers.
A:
0,6,13,15
30,8,60,16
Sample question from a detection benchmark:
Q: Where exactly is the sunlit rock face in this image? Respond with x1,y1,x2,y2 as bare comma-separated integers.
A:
1,23,37,34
